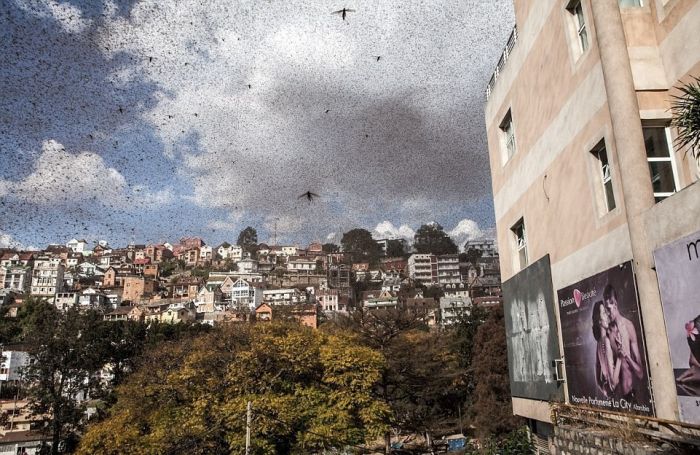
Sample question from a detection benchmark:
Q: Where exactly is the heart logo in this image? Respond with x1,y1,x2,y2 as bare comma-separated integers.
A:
573,289,582,308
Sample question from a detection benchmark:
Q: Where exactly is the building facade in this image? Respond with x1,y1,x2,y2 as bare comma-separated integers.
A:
30,257,65,297
485,0,700,446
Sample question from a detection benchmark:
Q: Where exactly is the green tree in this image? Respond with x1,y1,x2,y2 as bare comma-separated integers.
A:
332,308,464,453
237,226,259,256
21,302,107,455
322,242,340,253
422,285,444,300
341,228,381,265
413,223,458,255
468,305,522,438
78,323,389,455
671,76,700,165
464,247,483,264
385,239,408,258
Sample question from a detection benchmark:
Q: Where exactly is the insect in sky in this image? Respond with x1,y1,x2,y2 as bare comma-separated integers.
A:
332,8,355,21
298,191,320,202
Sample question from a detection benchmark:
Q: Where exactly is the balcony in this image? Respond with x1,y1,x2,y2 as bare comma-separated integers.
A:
486,25,518,101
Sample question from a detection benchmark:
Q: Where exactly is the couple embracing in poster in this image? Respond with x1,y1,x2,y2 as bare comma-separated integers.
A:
592,285,644,402
558,261,653,416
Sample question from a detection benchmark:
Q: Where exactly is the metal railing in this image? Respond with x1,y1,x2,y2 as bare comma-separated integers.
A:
486,25,518,101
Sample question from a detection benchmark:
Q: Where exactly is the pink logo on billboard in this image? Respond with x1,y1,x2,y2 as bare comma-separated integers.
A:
573,289,582,308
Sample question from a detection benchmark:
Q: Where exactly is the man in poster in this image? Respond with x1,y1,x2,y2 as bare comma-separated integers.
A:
603,284,643,401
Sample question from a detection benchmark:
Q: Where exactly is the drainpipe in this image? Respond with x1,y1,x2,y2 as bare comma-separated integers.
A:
589,0,676,420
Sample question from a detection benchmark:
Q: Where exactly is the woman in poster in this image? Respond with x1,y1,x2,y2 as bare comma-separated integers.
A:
592,300,621,397
677,315,700,385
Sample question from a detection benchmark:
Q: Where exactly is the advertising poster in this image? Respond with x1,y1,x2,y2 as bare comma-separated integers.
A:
654,230,700,424
557,261,653,416
503,255,563,401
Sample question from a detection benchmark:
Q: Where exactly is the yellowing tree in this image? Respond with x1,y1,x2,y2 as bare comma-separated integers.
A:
77,323,388,455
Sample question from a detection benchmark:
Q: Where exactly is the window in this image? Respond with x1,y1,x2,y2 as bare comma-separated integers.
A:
619,0,642,7
591,141,616,213
643,127,679,202
567,1,588,54
511,219,528,270
500,109,516,163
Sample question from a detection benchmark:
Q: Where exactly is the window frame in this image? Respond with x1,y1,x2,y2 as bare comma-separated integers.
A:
511,219,528,271
590,140,617,214
642,126,680,201
567,1,588,53
499,109,516,164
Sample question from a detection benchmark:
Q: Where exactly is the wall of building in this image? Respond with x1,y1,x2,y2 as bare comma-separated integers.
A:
486,0,700,426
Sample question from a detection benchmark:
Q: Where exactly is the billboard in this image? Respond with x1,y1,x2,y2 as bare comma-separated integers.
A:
557,261,653,416
503,255,563,401
654,230,700,424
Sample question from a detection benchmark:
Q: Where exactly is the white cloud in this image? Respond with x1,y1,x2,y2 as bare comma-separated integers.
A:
372,221,415,241
90,0,513,234
0,231,24,249
447,219,484,248
0,140,173,209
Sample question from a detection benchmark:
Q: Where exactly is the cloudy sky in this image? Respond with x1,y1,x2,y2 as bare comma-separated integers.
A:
0,0,514,250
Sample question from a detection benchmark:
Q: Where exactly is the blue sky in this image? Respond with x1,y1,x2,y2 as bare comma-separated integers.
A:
0,0,514,250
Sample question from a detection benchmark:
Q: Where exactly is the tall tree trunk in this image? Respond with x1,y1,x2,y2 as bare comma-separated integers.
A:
384,432,391,455
51,416,60,455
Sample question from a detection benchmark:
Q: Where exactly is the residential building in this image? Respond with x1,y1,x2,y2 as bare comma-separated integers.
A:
236,258,258,274
166,277,202,300
199,245,213,263
145,304,196,324
361,290,400,310
407,254,437,284
439,296,471,326
227,278,263,310
54,291,79,311
103,305,145,322
30,257,64,297
485,0,700,447
280,246,298,257
464,239,499,257
122,276,156,302
0,252,34,293
195,285,224,313
216,242,243,261
262,288,307,305
0,349,29,383
178,248,200,267
316,288,348,313
286,258,317,273
66,238,88,254
408,254,462,286
78,287,110,310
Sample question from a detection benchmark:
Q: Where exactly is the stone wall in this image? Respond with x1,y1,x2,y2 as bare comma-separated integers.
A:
550,424,663,455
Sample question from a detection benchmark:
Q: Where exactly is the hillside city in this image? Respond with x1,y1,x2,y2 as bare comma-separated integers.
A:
2,0,700,454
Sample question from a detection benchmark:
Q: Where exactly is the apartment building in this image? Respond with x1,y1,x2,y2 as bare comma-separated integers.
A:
30,257,65,296
485,0,700,447
407,254,461,286
0,252,34,293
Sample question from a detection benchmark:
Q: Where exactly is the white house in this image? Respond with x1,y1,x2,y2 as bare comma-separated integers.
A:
280,246,298,257
66,238,88,254
236,259,258,274
262,288,307,305
227,278,263,310
54,291,79,311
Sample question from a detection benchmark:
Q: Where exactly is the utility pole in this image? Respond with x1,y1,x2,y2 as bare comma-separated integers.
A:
245,401,252,455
